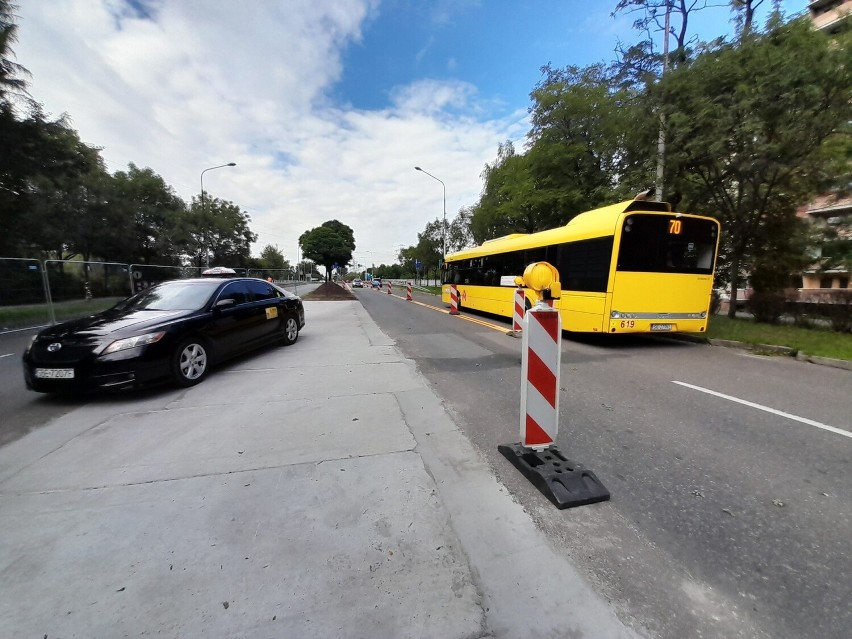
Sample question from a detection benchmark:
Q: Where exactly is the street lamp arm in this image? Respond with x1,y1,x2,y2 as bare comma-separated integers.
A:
414,166,444,189
200,162,237,196
199,162,237,267
414,166,447,260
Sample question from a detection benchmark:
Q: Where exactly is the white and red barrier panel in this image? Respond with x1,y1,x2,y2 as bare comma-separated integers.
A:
387,281,392,295
519,306,561,448
406,282,412,301
449,284,460,315
512,288,525,333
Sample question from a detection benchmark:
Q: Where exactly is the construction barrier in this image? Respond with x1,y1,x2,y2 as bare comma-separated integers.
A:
406,282,412,301
519,304,561,448
511,287,525,336
498,261,610,509
387,281,392,295
449,284,460,315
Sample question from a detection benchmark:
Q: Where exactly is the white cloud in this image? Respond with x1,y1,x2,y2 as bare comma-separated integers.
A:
16,0,523,265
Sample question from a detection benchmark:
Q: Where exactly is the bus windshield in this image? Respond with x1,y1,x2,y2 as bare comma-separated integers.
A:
616,214,717,275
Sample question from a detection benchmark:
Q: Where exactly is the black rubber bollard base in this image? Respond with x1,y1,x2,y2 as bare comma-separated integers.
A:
498,443,610,509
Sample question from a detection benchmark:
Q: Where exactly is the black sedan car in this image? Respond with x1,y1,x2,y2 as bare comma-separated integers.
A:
23,277,305,393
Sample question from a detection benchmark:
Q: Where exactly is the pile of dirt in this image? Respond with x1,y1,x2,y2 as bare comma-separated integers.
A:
301,281,357,301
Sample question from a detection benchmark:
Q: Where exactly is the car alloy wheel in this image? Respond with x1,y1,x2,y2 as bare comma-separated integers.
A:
282,315,299,346
172,338,210,387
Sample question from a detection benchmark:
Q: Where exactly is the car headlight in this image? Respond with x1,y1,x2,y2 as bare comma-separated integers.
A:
102,331,166,355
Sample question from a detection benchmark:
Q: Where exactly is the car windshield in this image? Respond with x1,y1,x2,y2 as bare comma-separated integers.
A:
115,281,219,311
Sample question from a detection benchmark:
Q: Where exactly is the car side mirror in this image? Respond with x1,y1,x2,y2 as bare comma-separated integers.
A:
215,298,236,309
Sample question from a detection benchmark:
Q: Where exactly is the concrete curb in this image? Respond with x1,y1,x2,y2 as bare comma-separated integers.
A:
704,338,851,371
794,351,852,371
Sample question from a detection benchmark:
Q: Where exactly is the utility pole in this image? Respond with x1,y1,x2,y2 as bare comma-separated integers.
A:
655,1,671,203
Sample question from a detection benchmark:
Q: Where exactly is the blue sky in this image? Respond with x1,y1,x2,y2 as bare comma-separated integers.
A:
15,0,805,267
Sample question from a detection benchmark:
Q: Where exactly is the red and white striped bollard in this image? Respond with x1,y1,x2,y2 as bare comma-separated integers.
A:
406,282,412,301
510,287,525,337
449,284,460,315
519,302,561,449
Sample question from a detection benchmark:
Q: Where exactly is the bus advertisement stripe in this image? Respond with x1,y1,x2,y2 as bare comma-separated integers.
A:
527,349,556,408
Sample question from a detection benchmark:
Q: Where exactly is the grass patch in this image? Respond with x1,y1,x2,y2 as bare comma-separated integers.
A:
705,315,852,361
0,298,121,330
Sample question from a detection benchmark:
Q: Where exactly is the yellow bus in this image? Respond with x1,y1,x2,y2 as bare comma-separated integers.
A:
441,199,720,334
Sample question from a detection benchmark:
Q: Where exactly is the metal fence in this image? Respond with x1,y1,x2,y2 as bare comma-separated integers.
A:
0,258,268,334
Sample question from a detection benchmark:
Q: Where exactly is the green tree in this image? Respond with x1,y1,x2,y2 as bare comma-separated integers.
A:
448,206,474,253
0,0,28,101
528,63,644,222
299,220,356,281
408,219,443,281
180,196,257,268
13,114,109,258
110,163,186,265
470,141,539,242
258,244,286,270
470,63,652,245
659,17,852,316
209,199,256,268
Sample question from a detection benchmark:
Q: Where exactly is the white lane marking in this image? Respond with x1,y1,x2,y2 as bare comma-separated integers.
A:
1,353,14,359
672,380,850,440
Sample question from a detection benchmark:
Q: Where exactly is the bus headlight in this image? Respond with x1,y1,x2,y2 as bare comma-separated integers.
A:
611,311,635,319
686,312,707,320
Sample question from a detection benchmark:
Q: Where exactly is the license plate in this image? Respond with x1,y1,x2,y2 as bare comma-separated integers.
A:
34,368,75,379
651,323,674,332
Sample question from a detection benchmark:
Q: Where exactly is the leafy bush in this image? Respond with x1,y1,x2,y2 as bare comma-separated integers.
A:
816,290,852,333
747,290,786,324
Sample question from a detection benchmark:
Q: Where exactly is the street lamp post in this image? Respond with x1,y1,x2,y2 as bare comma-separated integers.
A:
414,166,446,262
355,251,374,279
200,162,236,267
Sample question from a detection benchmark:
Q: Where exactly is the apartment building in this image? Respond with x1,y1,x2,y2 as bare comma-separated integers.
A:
808,0,852,32
798,1,852,292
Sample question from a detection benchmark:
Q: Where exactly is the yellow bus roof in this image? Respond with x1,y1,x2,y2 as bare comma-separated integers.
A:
446,200,686,261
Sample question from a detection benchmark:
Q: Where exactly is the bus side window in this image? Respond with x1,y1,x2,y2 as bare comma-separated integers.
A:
696,245,713,270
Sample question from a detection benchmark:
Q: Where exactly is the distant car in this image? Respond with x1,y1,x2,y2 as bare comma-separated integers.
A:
371,278,382,288
352,279,364,288
22,278,305,394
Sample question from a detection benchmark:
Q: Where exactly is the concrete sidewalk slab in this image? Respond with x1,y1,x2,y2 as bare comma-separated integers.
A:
1,452,482,638
0,300,640,638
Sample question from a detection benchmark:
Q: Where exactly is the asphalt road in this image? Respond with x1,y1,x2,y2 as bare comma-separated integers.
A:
2,283,849,638
356,286,851,639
